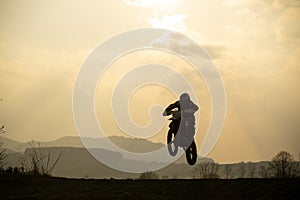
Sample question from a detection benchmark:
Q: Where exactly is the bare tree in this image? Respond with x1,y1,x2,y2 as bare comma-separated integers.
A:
248,163,256,178
288,162,300,178
222,164,232,179
269,151,299,178
26,141,62,176
191,162,219,178
259,165,269,178
0,125,5,135
208,163,219,178
239,163,246,178
191,162,210,178
0,125,7,170
18,155,30,174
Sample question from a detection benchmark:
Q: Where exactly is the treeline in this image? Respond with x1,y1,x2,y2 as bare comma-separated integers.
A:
139,151,300,179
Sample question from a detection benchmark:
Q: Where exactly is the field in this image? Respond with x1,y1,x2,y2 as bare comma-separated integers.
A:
1,175,299,199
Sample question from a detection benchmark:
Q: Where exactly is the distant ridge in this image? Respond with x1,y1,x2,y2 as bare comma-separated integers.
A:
0,135,165,153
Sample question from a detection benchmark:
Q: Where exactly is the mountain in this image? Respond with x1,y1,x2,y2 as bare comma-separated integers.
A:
0,137,26,152
0,136,165,154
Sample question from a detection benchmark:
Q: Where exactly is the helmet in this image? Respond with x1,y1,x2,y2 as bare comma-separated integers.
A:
180,93,190,102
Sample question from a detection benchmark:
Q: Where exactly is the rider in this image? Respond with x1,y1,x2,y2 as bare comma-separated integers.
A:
163,93,199,136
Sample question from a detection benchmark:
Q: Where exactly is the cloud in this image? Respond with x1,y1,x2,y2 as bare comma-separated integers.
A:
123,0,173,8
149,30,206,59
146,14,207,57
148,30,228,61
0,47,87,141
147,14,187,33
223,0,262,8
275,7,300,47
263,0,300,10
223,0,236,7
147,13,205,46
203,45,228,59
235,8,251,15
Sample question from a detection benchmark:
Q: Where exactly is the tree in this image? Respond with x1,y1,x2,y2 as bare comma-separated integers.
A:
191,162,209,178
18,155,30,174
248,163,256,178
239,163,246,178
222,164,232,179
0,98,6,170
259,165,269,178
270,151,299,178
0,125,7,169
139,171,159,179
288,161,300,178
191,162,219,178
26,141,62,176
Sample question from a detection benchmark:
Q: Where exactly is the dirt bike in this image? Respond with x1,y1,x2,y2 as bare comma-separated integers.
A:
163,110,197,165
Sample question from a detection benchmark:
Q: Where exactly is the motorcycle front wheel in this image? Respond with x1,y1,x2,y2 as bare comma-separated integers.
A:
167,129,178,156
185,140,197,165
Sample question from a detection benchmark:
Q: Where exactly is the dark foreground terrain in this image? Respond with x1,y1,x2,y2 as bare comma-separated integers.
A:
0,175,299,199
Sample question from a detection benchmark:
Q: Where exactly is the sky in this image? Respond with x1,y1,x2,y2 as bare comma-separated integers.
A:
0,0,300,163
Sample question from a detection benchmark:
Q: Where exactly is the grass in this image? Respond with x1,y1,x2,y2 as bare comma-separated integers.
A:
0,174,299,199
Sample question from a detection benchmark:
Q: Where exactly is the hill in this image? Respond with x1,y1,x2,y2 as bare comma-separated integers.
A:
0,136,165,153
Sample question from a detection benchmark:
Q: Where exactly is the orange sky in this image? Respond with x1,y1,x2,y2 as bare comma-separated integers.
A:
0,0,300,163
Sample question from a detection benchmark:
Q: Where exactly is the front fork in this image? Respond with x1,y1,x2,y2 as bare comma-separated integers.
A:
169,119,194,148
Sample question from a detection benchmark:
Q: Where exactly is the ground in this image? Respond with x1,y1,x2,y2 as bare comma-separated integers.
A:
0,175,299,199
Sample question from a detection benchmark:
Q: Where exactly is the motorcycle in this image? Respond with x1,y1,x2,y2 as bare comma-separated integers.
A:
163,110,197,165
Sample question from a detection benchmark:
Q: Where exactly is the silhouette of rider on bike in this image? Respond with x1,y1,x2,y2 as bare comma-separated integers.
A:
163,93,199,137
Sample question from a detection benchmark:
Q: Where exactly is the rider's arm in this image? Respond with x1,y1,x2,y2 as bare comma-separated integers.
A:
166,101,180,111
163,101,180,116
191,102,199,112
183,102,199,114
